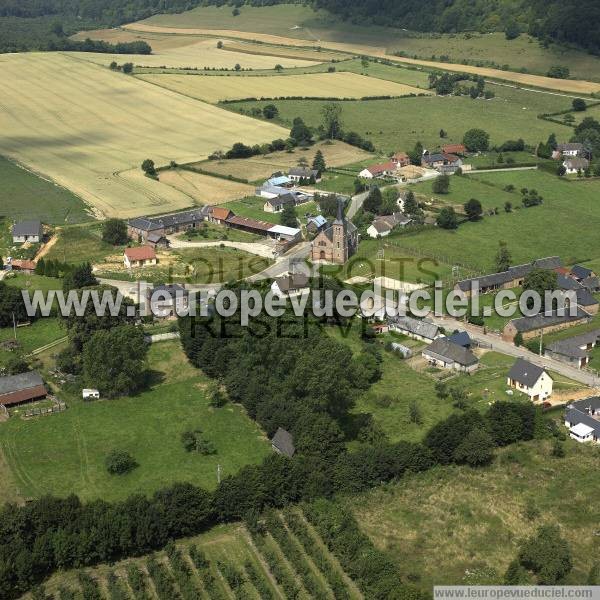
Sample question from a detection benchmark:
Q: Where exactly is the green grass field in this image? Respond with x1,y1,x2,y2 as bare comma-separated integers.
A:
180,221,261,242
222,196,282,224
0,341,270,502
225,83,572,153
0,156,93,225
388,171,600,274
0,318,65,366
349,438,600,588
45,224,123,265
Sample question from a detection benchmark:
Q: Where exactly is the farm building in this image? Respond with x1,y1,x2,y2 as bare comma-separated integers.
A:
271,272,310,298
544,329,600,369
507,358,553,401
271,427,295,457
502,308,592,342
441,144,466,155
7,259,37,273
552,142,583,159
127,208,211,242
124,246,157,268
564,397,600,444
367,212,411,238
447,330,472,348
12,220,43,244
421,152,462,173
571,264,595,281
455,256,563,297
422,337,479,373
0,371,47,407
146,232,170,249
288,167,321,182
127,217,165,243
207,207,233,225
390,342,412,358
265,175,293,188
388,315,441,343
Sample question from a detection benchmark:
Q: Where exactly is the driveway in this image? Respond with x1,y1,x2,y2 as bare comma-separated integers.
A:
167,236,277,259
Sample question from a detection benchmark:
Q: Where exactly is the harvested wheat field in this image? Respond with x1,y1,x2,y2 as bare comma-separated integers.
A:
196,140,373,181
222,39,348,62
0,53,286,219
158,169,255,204
125,23,600,94
71,32,319,70
138,71,428,103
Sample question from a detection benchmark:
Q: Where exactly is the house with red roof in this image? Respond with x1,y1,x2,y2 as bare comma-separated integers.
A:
124,246,157,268
359,161,397,179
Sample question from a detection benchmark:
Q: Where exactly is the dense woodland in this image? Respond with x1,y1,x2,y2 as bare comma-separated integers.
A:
0,0,598,54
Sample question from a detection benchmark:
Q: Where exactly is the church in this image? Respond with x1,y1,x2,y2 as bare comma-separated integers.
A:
311,200,358,264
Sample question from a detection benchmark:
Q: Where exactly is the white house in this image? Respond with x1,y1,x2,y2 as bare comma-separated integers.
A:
422,337,479,373
367,212,411,238
288,167,321,182
564,397,600,444
553,142,583,159
563,157,589,174
271,272,310,298
507,358,553,401
359,161,397,179
12,220,43,244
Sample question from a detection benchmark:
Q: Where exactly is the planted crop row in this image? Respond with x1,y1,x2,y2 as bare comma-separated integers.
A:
165,543,204,600
264,512,330,600
126,564,151,600
106,572,131,600
57,588,76,600
78,572,102,600
248,529,301,600
216,561,248,600
146,556,181,600
188,544,227,600
243,559,276,600
283,509,352,600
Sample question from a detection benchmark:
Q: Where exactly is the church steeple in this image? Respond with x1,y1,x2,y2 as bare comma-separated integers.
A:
332,197,347,263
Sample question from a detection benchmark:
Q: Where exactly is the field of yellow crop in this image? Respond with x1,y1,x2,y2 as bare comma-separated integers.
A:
138,71,429,103
0,53,286,219
71,29,319,70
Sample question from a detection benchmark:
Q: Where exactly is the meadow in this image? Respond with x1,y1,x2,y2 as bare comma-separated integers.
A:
0,156,93,225
350,438,600,587
139,71,429,103
0,341,270,502
386,171,600,273
45,224,123,265
0,52,286,219
226,83,573,153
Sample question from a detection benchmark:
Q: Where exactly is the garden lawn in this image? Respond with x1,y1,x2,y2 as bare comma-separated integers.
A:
349,438,600,589
222,196,281,224
0,155,93,225
0,318,65,364
0,342,270,502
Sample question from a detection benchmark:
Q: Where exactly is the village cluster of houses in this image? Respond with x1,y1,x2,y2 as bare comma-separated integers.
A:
552,142,591,174
454,257,599,342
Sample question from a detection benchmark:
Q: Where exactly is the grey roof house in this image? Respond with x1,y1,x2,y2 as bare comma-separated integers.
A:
564,397,600,444
507,358,553,401
12,220,43,243
388,315,440,342
422,337,479,372
545,329,600,369
271,428,295,457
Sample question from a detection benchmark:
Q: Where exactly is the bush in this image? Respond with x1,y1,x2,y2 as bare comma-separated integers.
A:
105,450,138,475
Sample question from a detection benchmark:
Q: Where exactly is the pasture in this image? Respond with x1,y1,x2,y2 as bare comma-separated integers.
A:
139,71,429,103
225,83,573,152
388,32,600,82
45,224,123,265
71,35,319,70
158,168,255,204
195,140,374,182
0,156,93,225
351,438,600,587
0,341,270,502
391,171,600,273
0,52,286,219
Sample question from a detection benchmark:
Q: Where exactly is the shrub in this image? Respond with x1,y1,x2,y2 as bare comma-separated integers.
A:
105,450,138,475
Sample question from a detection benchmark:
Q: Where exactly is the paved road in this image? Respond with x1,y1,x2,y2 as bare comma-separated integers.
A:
466,166,538,174
430,314,600,388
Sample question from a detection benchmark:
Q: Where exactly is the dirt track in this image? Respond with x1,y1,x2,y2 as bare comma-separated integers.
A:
123,23,600,95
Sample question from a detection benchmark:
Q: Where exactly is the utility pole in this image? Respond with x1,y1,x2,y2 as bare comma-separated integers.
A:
539,328,543,357
217,464,222,484
12,312,17,341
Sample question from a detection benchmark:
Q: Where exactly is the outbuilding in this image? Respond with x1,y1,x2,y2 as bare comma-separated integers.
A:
0,372,47,407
